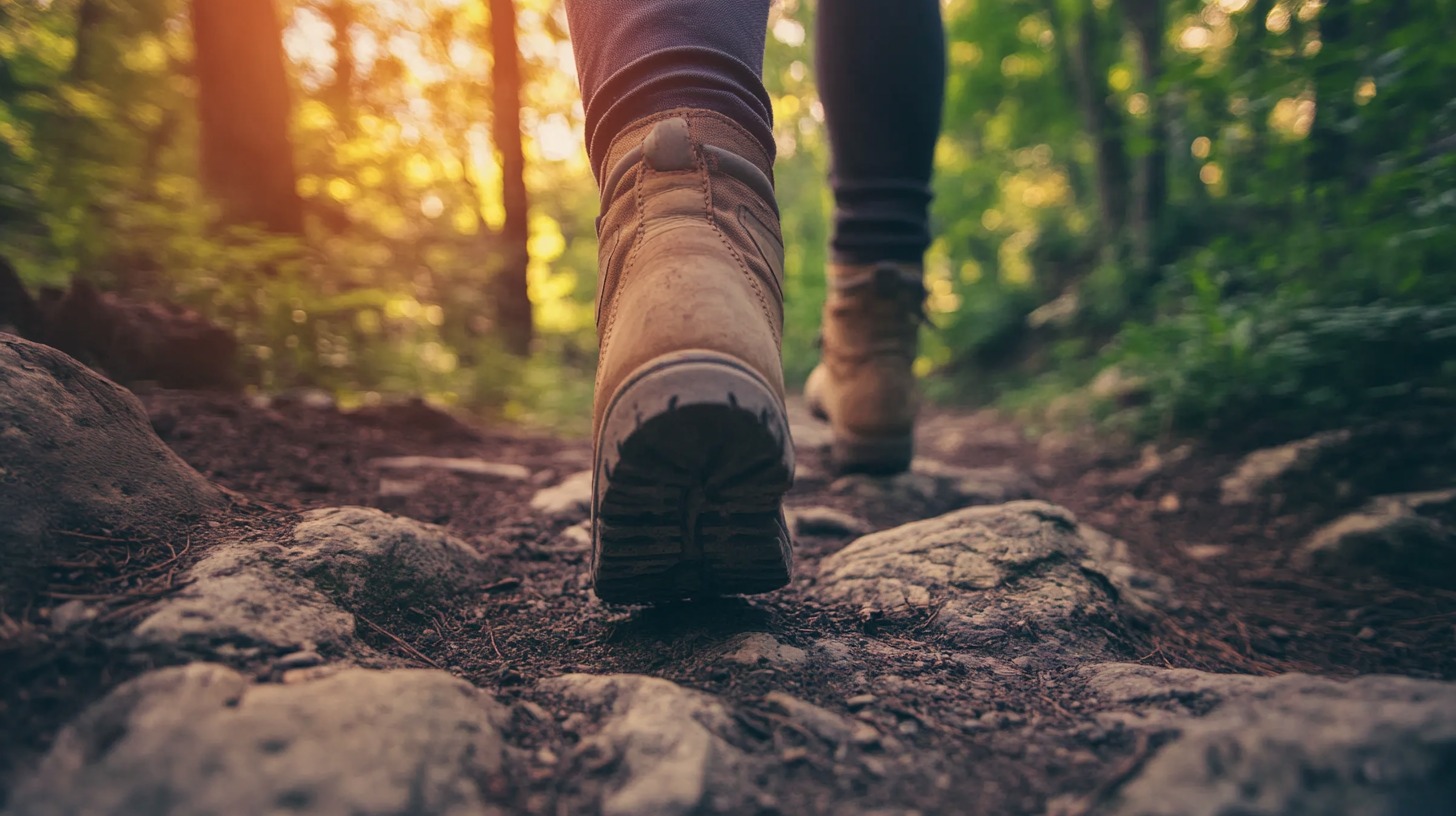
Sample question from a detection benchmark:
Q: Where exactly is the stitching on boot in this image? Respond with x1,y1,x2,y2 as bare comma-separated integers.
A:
690,119,778,344
598,150,648,357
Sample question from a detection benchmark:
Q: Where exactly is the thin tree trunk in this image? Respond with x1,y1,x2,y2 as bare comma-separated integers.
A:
489,0,532,356
190,0,303,233
323,0,354,133
1121,0,1167,270
1047,0,1129,259
1308,0,1353,185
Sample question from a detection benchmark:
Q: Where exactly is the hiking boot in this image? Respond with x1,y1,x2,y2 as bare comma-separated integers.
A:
805,261,927,474
589,110,793,603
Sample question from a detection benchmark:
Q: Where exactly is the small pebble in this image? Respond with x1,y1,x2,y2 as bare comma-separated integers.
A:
851,723,881,747
846,694,877,709
48,600,96,631
1357,626,1377,642
780,746,808,764
274,650,324,671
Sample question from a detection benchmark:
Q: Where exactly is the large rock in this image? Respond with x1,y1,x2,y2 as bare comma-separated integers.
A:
132,539,357,656
1219,429,1352,505
6,663,510,816
1296,489,1456,586
287,506,488,605
541,674,753,816
1084,664,1456,816
0,336,223,595
134,508,486,656
812,501,1153,656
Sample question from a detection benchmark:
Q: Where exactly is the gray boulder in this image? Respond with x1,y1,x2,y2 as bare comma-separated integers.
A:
132,539,358,656
1219,429,1352,505
0,336,223,596
287,506,488,605
134,508,486,656
812,501,1154,656
1296,489,1456,585
6,663,510,816
1084,663,1456,816
541,673,752,816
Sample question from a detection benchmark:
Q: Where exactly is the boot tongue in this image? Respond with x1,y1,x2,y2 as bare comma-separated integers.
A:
643,118,694,171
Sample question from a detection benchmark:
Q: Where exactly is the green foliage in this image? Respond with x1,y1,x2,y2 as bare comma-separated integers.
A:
1114,296,1456,438
930,0,1456,439
4,0,1455,441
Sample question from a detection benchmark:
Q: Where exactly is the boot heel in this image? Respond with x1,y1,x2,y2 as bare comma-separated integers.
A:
831,432,914,476
592,351,794,603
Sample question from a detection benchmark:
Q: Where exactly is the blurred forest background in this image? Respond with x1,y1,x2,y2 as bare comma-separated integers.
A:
2,0,1453,439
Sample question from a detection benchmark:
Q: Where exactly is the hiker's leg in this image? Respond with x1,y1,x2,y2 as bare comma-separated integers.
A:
805,0,946,475
563,0,775,178
563,0,794,602
815,0,945,263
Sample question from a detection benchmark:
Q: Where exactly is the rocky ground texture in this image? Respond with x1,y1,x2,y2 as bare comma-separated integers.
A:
3,334,1455,815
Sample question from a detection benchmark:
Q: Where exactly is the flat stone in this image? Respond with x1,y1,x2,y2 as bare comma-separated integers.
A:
0,336,224,599
1296,489,1456,585
1085,664,1456,816
830,460,1035,509
287,507,487,605
788,505,871,538
376,476,425,499
530,470,593,522
762,692,855,745
371,455,530,481
812,501,1154,656
1219,430,1352,505
721,632,807,668
132,541,358,654
7,663,510,816
540,673,752,816
135,508,486,656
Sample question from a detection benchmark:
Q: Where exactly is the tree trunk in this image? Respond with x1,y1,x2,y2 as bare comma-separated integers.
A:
1307,0,1353,186
489,0,533,356
1047,0,1129,259
323,0,355,132
190,0,303,234
1120,0,1167,271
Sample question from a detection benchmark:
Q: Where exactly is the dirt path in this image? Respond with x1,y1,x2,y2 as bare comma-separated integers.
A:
4,378,1455,815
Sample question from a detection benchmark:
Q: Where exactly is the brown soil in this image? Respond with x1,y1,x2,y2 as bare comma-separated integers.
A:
3,389,1454,814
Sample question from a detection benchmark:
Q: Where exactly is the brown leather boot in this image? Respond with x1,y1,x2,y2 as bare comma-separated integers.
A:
589,110,793,603
804,261,927,474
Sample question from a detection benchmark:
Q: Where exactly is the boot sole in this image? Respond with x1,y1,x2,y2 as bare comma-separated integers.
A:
592,351,794,603
830,431,914,476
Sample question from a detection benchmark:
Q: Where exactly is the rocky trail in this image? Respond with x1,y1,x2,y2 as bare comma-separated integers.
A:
3,333,1456,815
